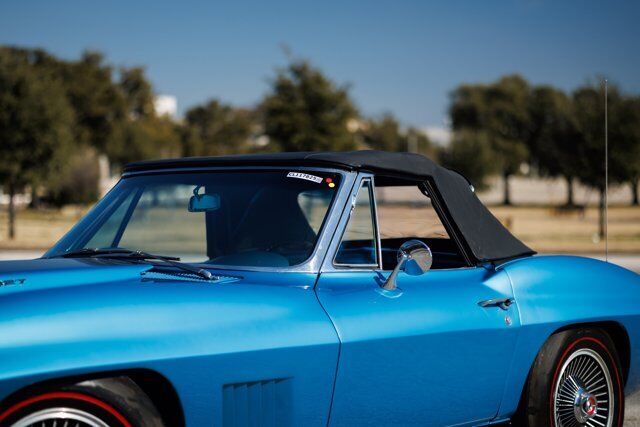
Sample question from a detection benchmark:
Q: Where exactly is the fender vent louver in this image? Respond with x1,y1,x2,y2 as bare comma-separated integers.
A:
222,378,292,427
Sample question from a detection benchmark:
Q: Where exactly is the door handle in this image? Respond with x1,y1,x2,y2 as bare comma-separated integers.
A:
478,297,514,311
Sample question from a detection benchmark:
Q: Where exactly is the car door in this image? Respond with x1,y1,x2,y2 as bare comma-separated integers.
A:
315,175,520,426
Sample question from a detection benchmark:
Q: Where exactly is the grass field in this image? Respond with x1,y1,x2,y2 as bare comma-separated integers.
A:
0,205,638,254
490,205,640,254
0,206,88,250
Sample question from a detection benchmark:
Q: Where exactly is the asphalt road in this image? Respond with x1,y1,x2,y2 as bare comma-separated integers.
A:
1,250,640,424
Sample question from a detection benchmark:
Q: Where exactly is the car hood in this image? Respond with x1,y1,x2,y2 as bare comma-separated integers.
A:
0,257,328,394
0,257,153,296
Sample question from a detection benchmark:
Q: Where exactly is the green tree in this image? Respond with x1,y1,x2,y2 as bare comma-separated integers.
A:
8,49,160,166
45,147,101,206
0,47,74,238
63,55,175,166
111,116,181,165
572,82,628,237
60,51,127,156
119,67,155,119
363,113,404,152
262,60,358,152
362,114,434,156
109,67,181,165
441,130,498,190
182,100,254,156
528,86,581,206
614,96,640,205
450,75,531,205
405,127,435,158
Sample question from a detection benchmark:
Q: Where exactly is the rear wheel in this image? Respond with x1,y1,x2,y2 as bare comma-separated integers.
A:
0,377,164,427
521,328,624,427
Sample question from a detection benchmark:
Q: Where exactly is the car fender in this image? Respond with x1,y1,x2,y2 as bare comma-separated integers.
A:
0,271,339,426
495,255,640,419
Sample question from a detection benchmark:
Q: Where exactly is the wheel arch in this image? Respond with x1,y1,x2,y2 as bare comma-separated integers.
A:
126,369,185,427
0,369,185,427
551,321,630,386
513,320,630,423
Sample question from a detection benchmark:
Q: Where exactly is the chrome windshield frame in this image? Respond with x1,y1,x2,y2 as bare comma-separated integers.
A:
50,166,358,274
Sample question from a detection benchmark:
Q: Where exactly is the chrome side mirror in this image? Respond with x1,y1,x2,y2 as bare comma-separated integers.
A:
382,240,432,291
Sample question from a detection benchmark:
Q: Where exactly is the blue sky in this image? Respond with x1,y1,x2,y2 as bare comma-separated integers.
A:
0,0,638,137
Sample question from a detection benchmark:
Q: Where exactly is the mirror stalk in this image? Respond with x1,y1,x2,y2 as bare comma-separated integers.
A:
382,254,407,291
381,240,433,291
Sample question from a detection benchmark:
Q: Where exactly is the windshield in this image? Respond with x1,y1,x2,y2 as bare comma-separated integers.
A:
46,170,342,268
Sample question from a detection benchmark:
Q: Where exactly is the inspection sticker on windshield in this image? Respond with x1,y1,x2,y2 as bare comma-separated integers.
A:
287,172,323,183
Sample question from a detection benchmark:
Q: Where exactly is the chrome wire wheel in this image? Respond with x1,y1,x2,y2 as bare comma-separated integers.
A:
553,348,614,427
11,407,110,427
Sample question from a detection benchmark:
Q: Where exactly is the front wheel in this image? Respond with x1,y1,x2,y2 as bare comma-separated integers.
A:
0,377,164,427
521,328,625,427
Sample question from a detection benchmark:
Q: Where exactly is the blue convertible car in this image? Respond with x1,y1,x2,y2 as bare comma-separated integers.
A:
1,151,639,427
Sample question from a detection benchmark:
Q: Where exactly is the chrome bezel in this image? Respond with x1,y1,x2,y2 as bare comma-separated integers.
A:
553,347,614,427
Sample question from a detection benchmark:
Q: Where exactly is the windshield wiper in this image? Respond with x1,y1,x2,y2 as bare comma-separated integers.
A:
53,248,214,280
110,250,214,281
55,248,153,258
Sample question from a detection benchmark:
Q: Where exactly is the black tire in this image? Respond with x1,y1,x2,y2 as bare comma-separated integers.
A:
519,328,624,427
0,377,164,427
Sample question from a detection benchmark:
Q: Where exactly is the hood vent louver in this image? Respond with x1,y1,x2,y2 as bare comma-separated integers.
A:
141,268,240,284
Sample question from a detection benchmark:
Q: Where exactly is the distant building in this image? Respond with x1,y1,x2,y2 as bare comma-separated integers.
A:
154,95,178,118
97,154,119,197
424,126,451,146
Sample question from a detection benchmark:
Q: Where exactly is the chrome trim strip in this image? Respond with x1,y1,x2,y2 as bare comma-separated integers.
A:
371,175,384,268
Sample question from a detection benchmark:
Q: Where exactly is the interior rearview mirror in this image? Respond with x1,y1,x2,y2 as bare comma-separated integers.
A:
382,240,432,291
188,186,221,212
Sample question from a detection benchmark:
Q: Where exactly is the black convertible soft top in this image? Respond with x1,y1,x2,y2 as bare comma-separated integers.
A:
125,151,534,263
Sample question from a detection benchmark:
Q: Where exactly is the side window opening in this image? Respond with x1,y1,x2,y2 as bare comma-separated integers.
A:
334,180,378,266
374,177,467,270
